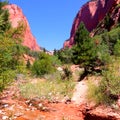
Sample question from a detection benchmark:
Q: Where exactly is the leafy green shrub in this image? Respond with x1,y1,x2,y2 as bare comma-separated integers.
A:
96,42,111,65
31,53,56,76
32,59,55,76
31,51,40,59
87,58,120,105
62,66,72,80
114,39,120,56
99,71,120,104
0,70,15,92
49,55,61,66
94,27,120,55
55,47,73,64
0,1,27,91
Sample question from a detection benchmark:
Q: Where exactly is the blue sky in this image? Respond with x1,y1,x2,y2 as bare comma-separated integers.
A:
9,0,89,50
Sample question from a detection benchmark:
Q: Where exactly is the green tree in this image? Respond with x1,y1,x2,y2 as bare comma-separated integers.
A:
0,1,10,33
72,22,96,67
72,22,110,80
0,1,26,91
55,47,73,64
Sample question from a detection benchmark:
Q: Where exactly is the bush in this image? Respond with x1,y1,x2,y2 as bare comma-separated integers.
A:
99,70,120,104
32,59,55,76
0,1,27,92
49,55,61,66
0,70,15,92
114,39,120,56
55,47,73,64
62,66,72,80
31,53,56,76
94,27,120,55
87,57,120,105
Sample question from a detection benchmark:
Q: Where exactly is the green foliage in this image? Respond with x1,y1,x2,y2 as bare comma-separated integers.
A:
62,66,72,80
87,57,120,105
26,59,31,69
114,39,120,56
72,22,96,66
31,52,56,76
96,42,110,65
94,27,120,55
99,71,120,104
54,47,73,64
0,1,10,33
104,13,112,30
0,1,26,92
0,70,15,91
72,22,109,72
28,50,40,59
49,55,61,66
87,78,101,104
19,72,75,101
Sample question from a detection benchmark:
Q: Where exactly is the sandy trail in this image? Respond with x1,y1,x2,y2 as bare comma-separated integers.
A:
72,80,88,105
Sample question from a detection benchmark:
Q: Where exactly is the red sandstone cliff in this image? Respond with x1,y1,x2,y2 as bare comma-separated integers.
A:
64,0,120,48
4,4,40,51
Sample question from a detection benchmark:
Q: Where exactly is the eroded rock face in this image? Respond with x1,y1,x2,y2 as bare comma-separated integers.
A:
64,0,120,48
4,4,40,51
84,105,120,120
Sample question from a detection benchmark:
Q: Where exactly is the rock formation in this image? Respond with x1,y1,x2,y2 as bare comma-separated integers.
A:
64,0,120,48
84,105,120,120
4,4,40,51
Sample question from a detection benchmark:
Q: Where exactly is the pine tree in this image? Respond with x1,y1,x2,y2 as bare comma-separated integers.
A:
0,1,26,91
72,22,96,66
72,22,110,80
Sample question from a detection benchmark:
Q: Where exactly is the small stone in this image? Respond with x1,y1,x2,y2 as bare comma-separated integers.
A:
31,107,37,111
38,103,43,108
14,112,23,117
2,116,8,120
111,104,119,110
0,110,2,114
4,104,9,108
26,108,30,111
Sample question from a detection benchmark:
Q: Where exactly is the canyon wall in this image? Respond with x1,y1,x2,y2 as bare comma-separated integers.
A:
4,4,40,51
64,0,120,48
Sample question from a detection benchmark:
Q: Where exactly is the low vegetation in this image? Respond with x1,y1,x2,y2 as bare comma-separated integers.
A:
19,71,75,101
87,57,120,105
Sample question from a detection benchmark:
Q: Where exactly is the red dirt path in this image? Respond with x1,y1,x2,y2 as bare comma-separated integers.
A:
15,102,84,120
0,82,85,120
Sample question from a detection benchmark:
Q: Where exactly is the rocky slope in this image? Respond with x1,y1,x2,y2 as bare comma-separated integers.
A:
3,4,40,51
64,0,120,48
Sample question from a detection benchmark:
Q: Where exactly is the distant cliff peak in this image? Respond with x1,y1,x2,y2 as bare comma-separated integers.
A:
64,0,120,48
4,4,40,51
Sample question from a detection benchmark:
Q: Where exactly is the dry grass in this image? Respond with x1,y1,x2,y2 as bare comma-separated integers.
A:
19,72,75,102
